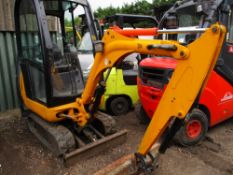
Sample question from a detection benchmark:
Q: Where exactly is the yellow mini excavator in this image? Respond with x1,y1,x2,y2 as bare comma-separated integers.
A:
15,0,226,173
15,0,128,165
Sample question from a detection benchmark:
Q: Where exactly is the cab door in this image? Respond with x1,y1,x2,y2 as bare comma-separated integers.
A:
213,4,233,120
15,0,47,104
215,5,233,85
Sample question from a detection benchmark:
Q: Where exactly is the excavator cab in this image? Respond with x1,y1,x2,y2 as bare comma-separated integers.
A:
15,0,98,107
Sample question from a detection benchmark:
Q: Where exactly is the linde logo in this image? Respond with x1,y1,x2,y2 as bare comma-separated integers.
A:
221,91,233,102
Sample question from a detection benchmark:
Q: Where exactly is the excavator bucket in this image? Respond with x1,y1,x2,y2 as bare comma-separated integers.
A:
94,144,160,175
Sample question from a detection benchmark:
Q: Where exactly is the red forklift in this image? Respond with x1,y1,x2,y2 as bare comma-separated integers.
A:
137,0,233,146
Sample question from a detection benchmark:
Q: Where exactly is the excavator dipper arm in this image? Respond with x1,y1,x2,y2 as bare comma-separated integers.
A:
92,24,226,175
74,27,190,126
134,24,226,174
137,24,226,155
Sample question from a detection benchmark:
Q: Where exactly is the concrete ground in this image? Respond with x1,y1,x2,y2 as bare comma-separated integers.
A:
0,109,233,175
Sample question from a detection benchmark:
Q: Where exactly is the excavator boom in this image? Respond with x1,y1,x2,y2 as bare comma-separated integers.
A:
75,27,190,126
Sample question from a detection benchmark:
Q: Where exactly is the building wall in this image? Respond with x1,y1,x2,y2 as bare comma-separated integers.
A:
0,0,18,111
0,0,15,31
0,0,58,31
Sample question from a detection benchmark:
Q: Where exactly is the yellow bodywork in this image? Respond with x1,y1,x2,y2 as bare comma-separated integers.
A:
20,75,89,124
21,24,226,156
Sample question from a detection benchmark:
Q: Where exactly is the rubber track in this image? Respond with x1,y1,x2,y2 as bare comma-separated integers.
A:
27,113,76,156
95,111,117,135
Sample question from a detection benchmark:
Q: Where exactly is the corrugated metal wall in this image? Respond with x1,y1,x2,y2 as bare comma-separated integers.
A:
0,0,18,112
0,32,58,112
0,32,19,111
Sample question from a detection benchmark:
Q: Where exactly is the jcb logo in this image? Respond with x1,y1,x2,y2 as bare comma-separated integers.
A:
137,43,142,49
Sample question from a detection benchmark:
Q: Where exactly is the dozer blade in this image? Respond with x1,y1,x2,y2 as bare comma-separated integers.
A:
64,130,127,166
27,112,127,166
94,144,160,175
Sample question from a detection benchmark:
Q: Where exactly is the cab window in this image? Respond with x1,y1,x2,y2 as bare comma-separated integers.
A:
19,0,46,103
19,0,43,64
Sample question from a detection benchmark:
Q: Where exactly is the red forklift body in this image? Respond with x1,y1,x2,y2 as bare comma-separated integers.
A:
138,57,176,118
137,0,233,146
138,57,233,127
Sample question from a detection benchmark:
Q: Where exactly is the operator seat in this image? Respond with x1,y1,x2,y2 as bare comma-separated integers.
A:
51,43,84,97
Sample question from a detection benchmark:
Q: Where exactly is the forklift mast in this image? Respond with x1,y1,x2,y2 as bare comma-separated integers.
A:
158,0,233,85
159,0,233,29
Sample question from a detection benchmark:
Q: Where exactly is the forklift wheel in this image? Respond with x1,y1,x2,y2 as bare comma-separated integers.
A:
175,109,208,146
109,96,130,116
135,102,150,125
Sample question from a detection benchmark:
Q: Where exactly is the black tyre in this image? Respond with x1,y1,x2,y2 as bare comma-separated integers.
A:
175,108,208,146
135,102,150,125
109,96,130,116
